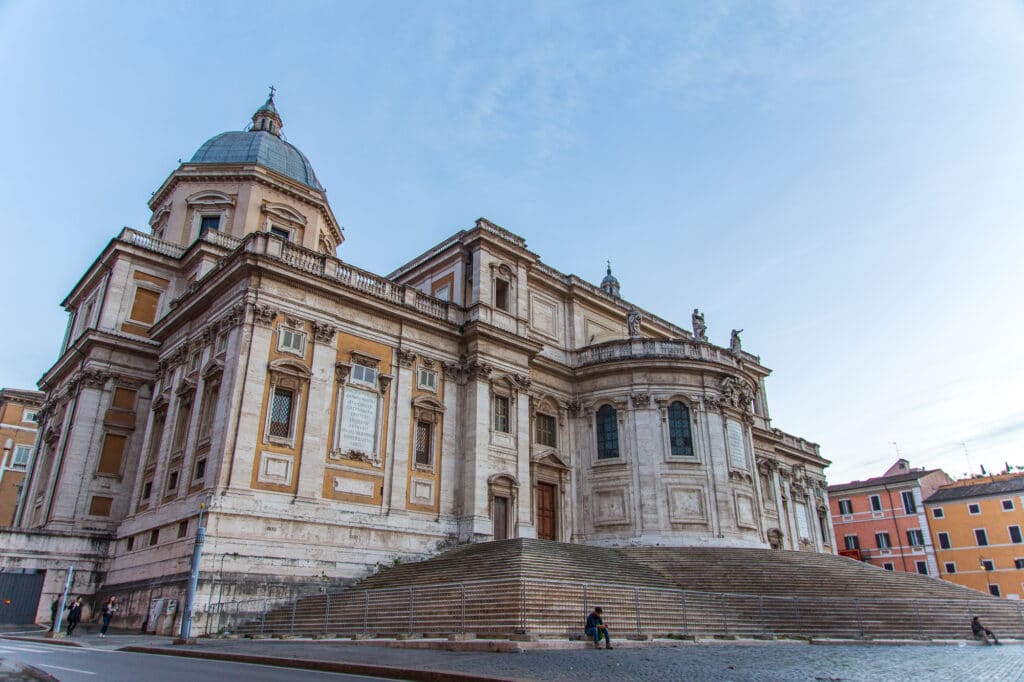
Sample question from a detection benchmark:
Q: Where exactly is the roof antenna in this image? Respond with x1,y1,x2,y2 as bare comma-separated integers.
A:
961,442,973,479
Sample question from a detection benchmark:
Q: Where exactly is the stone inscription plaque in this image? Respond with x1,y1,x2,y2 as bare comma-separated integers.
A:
339,387,378,456
726,419,747,469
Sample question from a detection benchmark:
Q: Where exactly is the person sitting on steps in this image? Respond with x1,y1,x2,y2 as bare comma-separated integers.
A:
972,616,1000,645
585,606,612,649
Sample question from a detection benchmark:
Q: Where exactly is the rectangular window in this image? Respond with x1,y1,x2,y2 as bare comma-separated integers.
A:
146,410,166,468
433,283,451,302
976,529,989,546
916,561,928,575
838,499,853,515
932,507,944,519
982,559,995,571
149,529,160,546
536,413,557,447
12,444,32,466
414,421,432,466
1004,499,1016,511
194,457,207,481
129,287,161,325
88,496,113,516
278,328,306,354
875,532,891,549
870,495,882,512
989,585,1001,597
844,535,860,550
945,562,957,574
126,536,135,551
1016,559,1024,570
493,395,510,433
142,480,152,500
22,409,39,424
171,396,193,456
112,387,137,410
883,562,894,571
269,388,294,438
901,491,917,513
938,531,951,549
417,368,438,392
907,529,925,547
350,363,378,387
270,225,291,240
177,520,188,538
167,470,179,492
97,433,127,475
1010,526,1023,544
968,503,981,515
217,333,228,353
200,215,220,233
494,278,510,311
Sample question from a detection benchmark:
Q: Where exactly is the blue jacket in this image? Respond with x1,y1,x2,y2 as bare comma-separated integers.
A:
586,612,603,629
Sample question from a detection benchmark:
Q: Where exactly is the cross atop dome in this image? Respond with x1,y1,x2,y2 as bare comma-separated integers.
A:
252,87,282,137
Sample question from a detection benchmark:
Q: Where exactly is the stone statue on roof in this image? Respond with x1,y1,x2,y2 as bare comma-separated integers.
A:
730,328,744,353
692,308,707,342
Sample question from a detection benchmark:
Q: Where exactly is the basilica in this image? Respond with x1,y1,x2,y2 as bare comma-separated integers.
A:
7,96,832,624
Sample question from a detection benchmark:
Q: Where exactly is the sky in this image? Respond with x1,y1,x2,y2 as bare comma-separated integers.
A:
0,1,1022,484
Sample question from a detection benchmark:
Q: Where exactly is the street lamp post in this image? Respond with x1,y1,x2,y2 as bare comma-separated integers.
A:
980,558,993,596
179,502,206,641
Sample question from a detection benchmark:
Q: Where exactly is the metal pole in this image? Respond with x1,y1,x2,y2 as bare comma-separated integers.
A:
324,593,331,635
681,591,689,638
408,588,414,634
179,503,206,640
53,565,74,634
290,598,297,633
260,599,267,634
363,591,369,635
634,588,642,638
460,584,466,633
721,593,729,637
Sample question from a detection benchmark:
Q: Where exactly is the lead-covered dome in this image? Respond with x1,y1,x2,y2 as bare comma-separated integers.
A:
189,94,324,192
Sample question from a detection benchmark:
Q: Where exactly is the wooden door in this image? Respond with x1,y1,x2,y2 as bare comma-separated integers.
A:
536,482,557,540
493,496,509,540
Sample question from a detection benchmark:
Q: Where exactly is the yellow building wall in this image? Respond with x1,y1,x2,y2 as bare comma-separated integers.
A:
927,492,1024,599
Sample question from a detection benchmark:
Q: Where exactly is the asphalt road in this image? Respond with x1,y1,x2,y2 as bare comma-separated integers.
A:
0,641,404,682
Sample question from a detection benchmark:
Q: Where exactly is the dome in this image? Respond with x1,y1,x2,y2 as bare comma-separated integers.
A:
189,94,324,192
600,262,621,298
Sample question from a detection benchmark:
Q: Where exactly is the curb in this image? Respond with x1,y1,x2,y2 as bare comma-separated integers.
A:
0,636,83,648
121,646,516,682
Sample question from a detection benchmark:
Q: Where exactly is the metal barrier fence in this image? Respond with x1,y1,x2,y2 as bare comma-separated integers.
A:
204,577,1024,640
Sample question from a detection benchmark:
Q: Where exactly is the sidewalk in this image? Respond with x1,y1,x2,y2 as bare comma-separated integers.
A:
5,628,1024,681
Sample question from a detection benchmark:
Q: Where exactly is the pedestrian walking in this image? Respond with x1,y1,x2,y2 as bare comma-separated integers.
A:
585,606,612,649
972,616,1000,645
65,597,83,636
48,598,59,632
100,596,116,637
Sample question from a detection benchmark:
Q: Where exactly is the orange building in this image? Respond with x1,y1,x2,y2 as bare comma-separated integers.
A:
924,473,1024,599
828,459,952,575
0,389,45,525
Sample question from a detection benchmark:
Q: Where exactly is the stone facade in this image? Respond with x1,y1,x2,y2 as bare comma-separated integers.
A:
7,97,830,628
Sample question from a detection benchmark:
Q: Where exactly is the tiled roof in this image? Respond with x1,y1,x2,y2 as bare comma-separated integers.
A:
828,469,942,494
926,475,1024,503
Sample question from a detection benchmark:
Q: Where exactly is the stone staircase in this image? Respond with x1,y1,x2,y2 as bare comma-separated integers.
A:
229,540,1023,641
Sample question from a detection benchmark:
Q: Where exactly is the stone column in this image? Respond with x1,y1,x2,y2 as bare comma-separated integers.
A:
514,378,535,539
294,323,337,501
385,350,415,514
226,304,276,491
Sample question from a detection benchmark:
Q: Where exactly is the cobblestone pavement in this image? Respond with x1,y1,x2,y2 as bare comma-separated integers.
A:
180,639,1024,682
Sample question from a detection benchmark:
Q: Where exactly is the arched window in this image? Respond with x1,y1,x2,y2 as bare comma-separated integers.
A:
595,405,619,459
668,401,693,456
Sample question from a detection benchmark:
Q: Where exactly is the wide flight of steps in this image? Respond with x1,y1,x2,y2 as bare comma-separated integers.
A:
231,540,1022,641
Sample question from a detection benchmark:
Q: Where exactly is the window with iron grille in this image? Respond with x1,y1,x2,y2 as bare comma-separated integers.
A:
414,421,432,466
596,405,619,459
269,388,294,438
667,401,693,456
493,395,510,433
535,413,556,447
